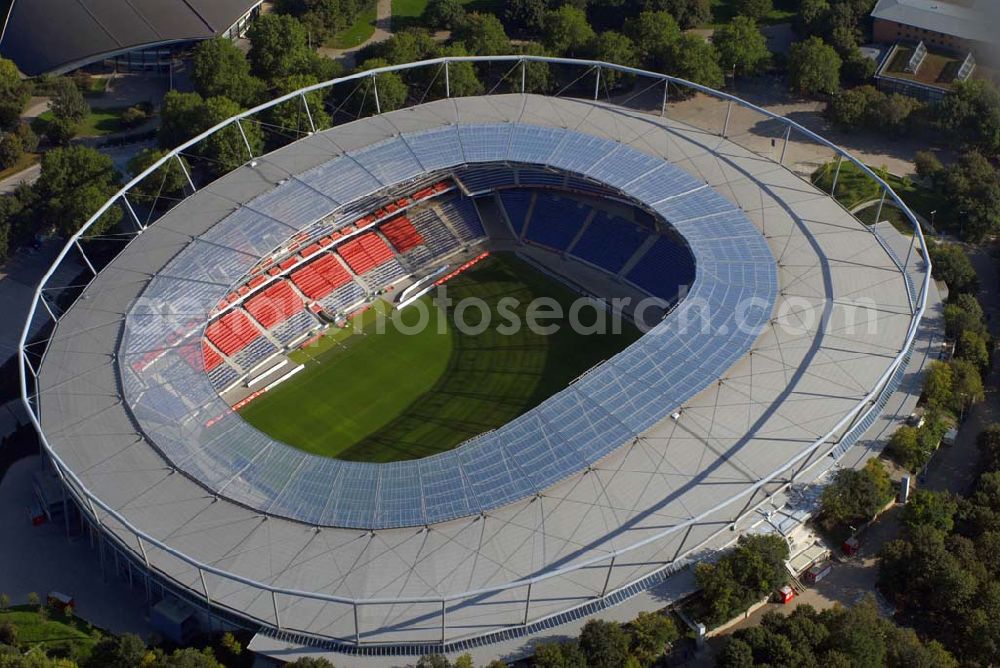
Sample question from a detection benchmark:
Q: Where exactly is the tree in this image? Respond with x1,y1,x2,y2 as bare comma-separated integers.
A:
285,658,335,667
435,46,483,98
787,37,841,96
737,0,772,20
820,458,892,528
35,145,122,236
377,29,439,65
667,34,723,88
796,0,829,36
192,37,263,107
642,0,712,28
827,85,881,129
928,242,978,294
903,489,958,533
713,16,770,77
504,0,548,35
589,32,637,91
267,74,331,136
875,93,921,136
127,148,190,204
694,534,789,626
517,42,552,93
936,79,1000,158
923,360,954,412
578,619,630,668
940,151,1000,241
50,77,89,125
159,90,208,149
415,655,449,668
717,637,755,667
274,0,362,41
888,426,924,472
84,634,148,668
199,96,263,175
453,12,510,56
914,149,943,183
0,133,22,170
628,611,678,664
426,0,465,30
248,13,319,81
357,59,409,114
453,654,473,668
978,424,1000,472
0,57,29,130
950,358,985,413
532,640,586,668
957,329,990,372
543,5,595,57
625,11,681,70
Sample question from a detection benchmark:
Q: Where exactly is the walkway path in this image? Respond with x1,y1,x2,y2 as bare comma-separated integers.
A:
318,0,393,69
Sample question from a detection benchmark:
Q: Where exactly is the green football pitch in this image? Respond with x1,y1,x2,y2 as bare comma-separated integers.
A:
239,253,640,462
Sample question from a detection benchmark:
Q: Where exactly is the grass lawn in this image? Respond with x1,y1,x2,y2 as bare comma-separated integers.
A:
0,605,98,653
391,0,503,31
326,1,378,49
811,160,948,233
241,253,640,462
34,106,130,137
707,0,796,27
0,152,39,182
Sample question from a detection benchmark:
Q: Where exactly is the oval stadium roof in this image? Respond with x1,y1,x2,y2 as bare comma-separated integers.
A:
0,0,262,76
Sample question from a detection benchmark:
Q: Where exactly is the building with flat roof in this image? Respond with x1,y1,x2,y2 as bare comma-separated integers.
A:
0,0,263,76
871,0,999,60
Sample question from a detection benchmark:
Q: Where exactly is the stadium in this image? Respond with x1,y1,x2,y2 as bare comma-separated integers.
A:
19,58,928,657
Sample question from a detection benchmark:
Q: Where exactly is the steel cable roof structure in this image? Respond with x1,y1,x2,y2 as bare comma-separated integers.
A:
21,58,928,653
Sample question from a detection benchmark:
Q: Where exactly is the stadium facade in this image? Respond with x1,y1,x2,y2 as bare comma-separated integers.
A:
20,58,928,657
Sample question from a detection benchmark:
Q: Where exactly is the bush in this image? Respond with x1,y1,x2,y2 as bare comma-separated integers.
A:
0,133,22,169
928,242,978,295
694,534,789,626
119,105,149,129
0,621,16,647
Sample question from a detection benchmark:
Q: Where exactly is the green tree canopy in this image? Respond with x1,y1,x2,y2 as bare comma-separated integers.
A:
504,0,548,35
192,37,264,107
641,0,711,28
589,32,638,91
0,57,29,130
903,489,958,534
248,13,329,82
543,5,596,57
820,458,893,528
713,16,770,77
36,145,122,236
667,33,723,88
737,0,772,20
49,78,89,125
159,90,209,149
940,150,1000,241
787,36,841,96
436,46,484,98
923,360,955,411
578,619,630,668
426,0,466,29
936,79,1000,158
127,148,190,204
950,358,985,413
628,611,678,664
624,11,682,70
357,58,409,114
694,534,790,626
199,96,263,175
928,242,979,294
453,12,510,56
266,73,332,137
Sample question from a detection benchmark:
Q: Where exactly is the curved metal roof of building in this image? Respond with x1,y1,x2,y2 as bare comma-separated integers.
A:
0,0,261,76
34,93,916,643
118,122,777,530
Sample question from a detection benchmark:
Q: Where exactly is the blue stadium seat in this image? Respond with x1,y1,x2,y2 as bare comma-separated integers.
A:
524,194,588,251
625,237,696,302
571,213,648,274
